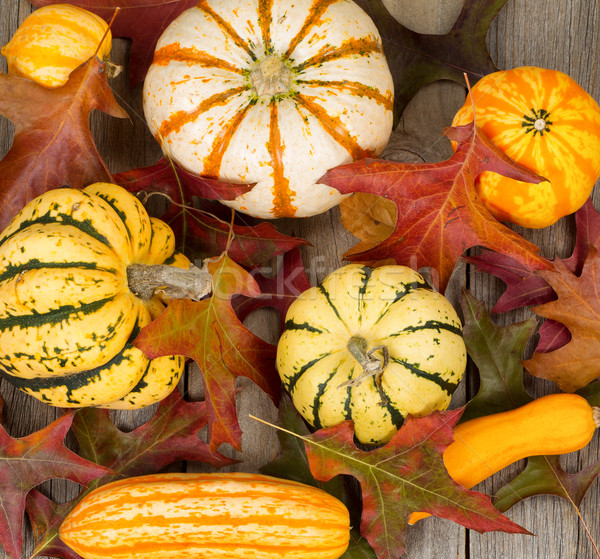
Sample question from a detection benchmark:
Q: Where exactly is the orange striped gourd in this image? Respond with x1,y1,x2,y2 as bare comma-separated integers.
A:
142,0,394,219
452,66,600,228
59,472,351,559
1,4,112,88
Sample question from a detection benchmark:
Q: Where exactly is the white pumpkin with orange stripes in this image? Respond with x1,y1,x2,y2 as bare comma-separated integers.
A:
59,472,351,559
142,0,394,218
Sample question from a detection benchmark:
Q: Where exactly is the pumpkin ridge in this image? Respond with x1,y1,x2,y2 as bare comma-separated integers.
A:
317,283,350,331
0,211,113,250
285,352,336,393
196,0,257,60
257,0,274,54
388,356,460,395
387,319,463,337
284,0,342,60
372,280,432,325
268,100,298,217
297,79,393,110
157,85,250,142
283,319,327,334
152,43,244,74
295,93,374,160
294,36,382,73
0,259,109,284
312,365,341,429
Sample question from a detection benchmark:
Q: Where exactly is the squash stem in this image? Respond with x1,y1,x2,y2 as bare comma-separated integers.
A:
339,336,390,406
127,263,212,302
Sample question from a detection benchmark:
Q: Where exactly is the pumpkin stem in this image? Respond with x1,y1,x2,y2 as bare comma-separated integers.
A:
127,262,212,302
249,55,293,96
339,336,390,406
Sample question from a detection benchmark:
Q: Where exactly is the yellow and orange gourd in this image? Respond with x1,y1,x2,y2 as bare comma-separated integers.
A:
59,472,351,559
142,0,394,219
0,183,191,409
1,4,112,88
452,66,600,228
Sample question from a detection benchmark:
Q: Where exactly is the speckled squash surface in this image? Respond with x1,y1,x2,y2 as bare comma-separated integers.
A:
452,66,600,228
1,4,112,88
0,183,186,408
276,264,467,445
142,0,394,219
59,472,351,559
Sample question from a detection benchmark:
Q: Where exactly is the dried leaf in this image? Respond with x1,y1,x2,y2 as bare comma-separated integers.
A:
320,122,551,292
304,414,529,559
460,290,535,422
0,59,127,230
114,157,254,202
494,455,600,513
0,414,111,559
134,255,280,452
524,249,600,392
233,248,312,331
355,0,505,120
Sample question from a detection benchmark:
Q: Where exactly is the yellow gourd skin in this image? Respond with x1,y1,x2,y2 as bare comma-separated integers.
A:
59,472,351,559
1,4,112,88
409,393,599,523
452,66,600,228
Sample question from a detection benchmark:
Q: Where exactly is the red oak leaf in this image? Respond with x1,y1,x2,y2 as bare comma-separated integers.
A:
524,248,600,392
0,59,127,230
0,414,111,559
320,122,552,293
26,491,80,559
32,0,198,84
233,248,312,331
134,255,280,453
304,414,528,559
114,157,253,202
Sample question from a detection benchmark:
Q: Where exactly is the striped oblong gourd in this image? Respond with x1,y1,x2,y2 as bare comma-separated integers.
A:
59,472,351,559
276,264,467,445
142,0,394,219
0,183,190,409
1,4,112,88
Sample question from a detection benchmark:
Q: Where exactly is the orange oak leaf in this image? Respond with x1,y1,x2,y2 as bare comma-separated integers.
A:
320,122,552,292
304,413,529,559
134,255,280,453
0,58,127,230
0,414,112,559
524,247,600,392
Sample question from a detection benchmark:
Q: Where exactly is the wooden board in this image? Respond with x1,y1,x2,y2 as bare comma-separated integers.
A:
0,0,599,557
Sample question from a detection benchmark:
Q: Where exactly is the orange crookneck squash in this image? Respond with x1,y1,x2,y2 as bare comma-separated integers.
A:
452,66,600,228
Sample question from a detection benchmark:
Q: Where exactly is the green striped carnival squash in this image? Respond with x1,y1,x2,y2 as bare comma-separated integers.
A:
0,182,205,409
276,264,467,445
142,0,394,219
59,472,351,559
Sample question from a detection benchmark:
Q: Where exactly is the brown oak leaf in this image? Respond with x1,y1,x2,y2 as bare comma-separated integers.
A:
0,414,111,559
320,122,552,293
134,255,280,453
304,413,529,559
0,58,127,230
524,247,600,392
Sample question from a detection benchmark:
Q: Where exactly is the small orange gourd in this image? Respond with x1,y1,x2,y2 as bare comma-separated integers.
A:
409,393,600,523
1,4,112,88
59,472,351,559
452,66,600,228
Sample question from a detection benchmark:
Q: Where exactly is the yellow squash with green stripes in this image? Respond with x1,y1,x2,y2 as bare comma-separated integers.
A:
0,183,188,409
276,264,467,445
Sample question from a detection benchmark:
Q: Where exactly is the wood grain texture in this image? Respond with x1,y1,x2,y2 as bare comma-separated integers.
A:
0,0,599,558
